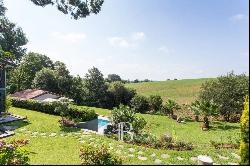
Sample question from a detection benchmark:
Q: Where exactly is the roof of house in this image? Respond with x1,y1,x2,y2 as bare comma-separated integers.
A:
10,89,50,99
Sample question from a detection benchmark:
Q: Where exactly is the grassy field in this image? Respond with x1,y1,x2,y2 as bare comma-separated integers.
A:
126,78,214,104
2,107,240,165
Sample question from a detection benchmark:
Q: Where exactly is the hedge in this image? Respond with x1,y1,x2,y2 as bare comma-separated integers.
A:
10,97,98,122
240,96,249,165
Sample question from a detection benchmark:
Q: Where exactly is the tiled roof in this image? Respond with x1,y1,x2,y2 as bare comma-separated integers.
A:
10,89,49,99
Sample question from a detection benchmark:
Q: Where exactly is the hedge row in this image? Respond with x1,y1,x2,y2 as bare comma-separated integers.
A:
10,97,98,122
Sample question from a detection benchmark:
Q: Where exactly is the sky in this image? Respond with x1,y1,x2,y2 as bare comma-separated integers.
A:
3,0,249,81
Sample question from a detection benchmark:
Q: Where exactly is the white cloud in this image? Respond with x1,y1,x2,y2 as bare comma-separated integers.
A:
108,32,146,48
51,32,87,43
132,32,146,41
158,46,175,55
108,37,133,48
230,14,247,22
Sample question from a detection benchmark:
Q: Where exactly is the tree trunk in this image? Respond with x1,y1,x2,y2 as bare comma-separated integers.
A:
202,116,209,130
195,115,199,122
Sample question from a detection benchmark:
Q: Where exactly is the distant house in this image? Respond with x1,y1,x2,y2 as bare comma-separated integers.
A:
10,89,61,101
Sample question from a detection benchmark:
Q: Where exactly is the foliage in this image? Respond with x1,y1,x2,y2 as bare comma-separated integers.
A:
0,0,6,16
0,17,28,63
32,68,58,92
106,74,122,82
164,99,181,116
240,96,249,165
10,97,98,122
5,96,12,113
82,67,110,108
0,139,30,165
199,72,249,122
8,52,54,92
130,95,150,113
80,144,122,165
30,0,104,20
108,81,136,108
111,104,147,134
148,95,163,113
190,100,219,129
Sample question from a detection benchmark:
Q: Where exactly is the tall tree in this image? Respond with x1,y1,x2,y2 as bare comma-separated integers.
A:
30,0,104,20
8,52,54,92
0,17,28,63
83,67,109,108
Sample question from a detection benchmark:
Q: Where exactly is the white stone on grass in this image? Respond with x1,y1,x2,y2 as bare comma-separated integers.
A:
20,128,26,131
128,154,135,157
218,155,229,160
138,156,148,161
190,157,198,161
33,132,39,135
154,159,162,164
231,153,240,160
49,133,57,137
108,147,114,150
151,153,156,157
79,140,85,143
128,148,135,152
228,162,238,165
40,133,46,136
138,151,144,155
176,156,184,161
161,154,170,159
117,145,124,148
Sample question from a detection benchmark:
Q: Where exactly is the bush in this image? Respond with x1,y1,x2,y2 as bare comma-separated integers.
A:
199,72,249,122
130,95,150,113
164,99,181,117
0,139,30,165
240,96,249,165
80,144,122,165
111,105,147,134
10,98,98,122
108,81,136,108
148,95,163,113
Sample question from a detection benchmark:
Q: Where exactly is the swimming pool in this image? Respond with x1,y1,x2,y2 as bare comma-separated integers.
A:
98,119,110,128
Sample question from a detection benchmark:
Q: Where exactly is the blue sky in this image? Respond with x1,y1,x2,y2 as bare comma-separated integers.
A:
4,0,249,80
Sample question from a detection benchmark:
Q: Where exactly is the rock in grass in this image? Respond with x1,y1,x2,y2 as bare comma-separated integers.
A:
49,133,57,137
138,156,147,161
176,156,184,160
128,148,135,152
190,157,198,161
151,153,156,157
228,162,238,165
154,159,162,164
161,154,170,159
128,154,135,157
138,151,144,154
218,155,229,160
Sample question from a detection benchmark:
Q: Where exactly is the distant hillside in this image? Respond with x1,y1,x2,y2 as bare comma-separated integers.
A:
126,78,214,104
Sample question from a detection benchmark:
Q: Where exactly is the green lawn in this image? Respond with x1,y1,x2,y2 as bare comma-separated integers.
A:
2,107,240,165
126,78,214,104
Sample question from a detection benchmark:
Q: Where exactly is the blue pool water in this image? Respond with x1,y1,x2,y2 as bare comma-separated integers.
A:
98,119,110,128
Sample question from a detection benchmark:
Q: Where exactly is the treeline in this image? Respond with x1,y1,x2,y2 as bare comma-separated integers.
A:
7,52,137,109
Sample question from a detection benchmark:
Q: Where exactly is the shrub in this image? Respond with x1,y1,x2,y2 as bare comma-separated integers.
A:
130,95,150,113
10,98,98,122
164,99,181,117
240,96,249,165
80,144,122,165
199,72,249,122
148,95,163,113
190,100,219,130
0,139,30,165
111,105,147,134
108,81,136,108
